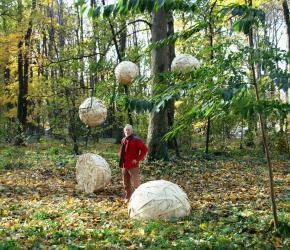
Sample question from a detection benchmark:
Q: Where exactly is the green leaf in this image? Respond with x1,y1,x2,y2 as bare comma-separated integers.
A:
146,0,155,13
158,0,165,9
164,0,174,11
80,5,87,17
113,5,121,16
232,6,245,17
75,0,85,8
232,20,242,32
87,7,94,18
189,2,196,12
93,6,101,19
119,0,128,14
103,4,115,17
128,0,138,10
139,0,146,12
242,20,251,35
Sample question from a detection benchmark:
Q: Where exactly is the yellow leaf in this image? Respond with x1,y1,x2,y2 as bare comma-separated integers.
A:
230,193,237,202
150,229,157,237
2,210,9,216
199,223,207,230
138,228,145,236
272,236,282,248
28,235,37,242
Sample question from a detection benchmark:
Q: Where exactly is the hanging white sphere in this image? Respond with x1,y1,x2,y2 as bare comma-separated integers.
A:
79,97,107,127
128,180,190,220
114,61,139,85
171,54,201,73
76,153,111,193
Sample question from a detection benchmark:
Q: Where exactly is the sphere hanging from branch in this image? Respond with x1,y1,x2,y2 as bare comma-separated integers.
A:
79,97,107,127
114,61,139,85
171,54,201,73
76,153,111,193
128,180,190,220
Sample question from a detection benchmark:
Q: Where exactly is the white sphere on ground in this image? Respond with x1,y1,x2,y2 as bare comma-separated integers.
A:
114,61,139,85
128,180,190,220
171,54,201,72
79,97,107,127
76,153,111,193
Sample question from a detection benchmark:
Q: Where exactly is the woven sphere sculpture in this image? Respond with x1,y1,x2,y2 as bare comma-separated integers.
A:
114,61,139,85
79,97,107,127
128,180,190,220
171,54,201,73
76,153,111,193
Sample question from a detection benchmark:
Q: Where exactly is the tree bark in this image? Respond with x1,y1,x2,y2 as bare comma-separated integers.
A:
282,0,290,157
282,1,290,54
248,0,278,228
16,0,36,145
147,8,169,161
166,11,180,157
114,20,127,143
205,1,217,155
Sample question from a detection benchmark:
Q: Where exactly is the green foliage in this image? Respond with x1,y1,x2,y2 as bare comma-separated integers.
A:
224,4,265,34
86,0,197,19
0,147,34,170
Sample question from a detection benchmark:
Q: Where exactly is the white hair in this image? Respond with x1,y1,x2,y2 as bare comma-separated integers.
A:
124,124,133,131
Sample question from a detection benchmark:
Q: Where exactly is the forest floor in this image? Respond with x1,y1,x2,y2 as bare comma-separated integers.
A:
0,138,289,249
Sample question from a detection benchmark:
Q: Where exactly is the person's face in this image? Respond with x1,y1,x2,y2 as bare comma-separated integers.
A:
124,127,133,137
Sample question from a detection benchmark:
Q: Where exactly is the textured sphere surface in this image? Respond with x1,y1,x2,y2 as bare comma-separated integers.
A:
171,54,201,72
79,97,107,127
128,180,190,220
114,61,139,85
76,153,111,193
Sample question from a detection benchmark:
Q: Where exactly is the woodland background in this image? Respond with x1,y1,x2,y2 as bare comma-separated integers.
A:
0,0,289,249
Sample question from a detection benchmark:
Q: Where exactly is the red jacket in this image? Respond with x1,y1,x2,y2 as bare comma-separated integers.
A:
119,134,148,169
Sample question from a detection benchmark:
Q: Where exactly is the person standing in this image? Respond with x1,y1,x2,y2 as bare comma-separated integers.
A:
119,124,148,201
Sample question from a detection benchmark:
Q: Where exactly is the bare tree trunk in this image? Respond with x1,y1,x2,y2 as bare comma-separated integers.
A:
147,8,169,161
282,0,290,157
17,39,25,129
76,3,85,91
114,20,127,143
166,11,180,157
205,117,211,154
282,1,290,53
248,0,278,228
205,1,217,155
16,0,36,145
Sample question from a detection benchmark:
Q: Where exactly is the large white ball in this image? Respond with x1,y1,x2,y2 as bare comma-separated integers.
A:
171,54,201,73
128,180,190,220
114,61,139,85
79,97,107,127
76,153,111,193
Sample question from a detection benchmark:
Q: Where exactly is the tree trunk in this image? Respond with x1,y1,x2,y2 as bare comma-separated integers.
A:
147,8,169,161
282,1,290,54
17,39,25,128
166,11,180,157
282,0,290,157
114,20,127,143
16,0,36,145
205,117,211,154
205,1,217,155
248,0,278,228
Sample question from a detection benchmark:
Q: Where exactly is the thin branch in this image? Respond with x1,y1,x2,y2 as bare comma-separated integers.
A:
126,19,152,29
44,51,106,66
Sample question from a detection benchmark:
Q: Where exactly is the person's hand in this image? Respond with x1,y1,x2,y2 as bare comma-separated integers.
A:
132,159,137,165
